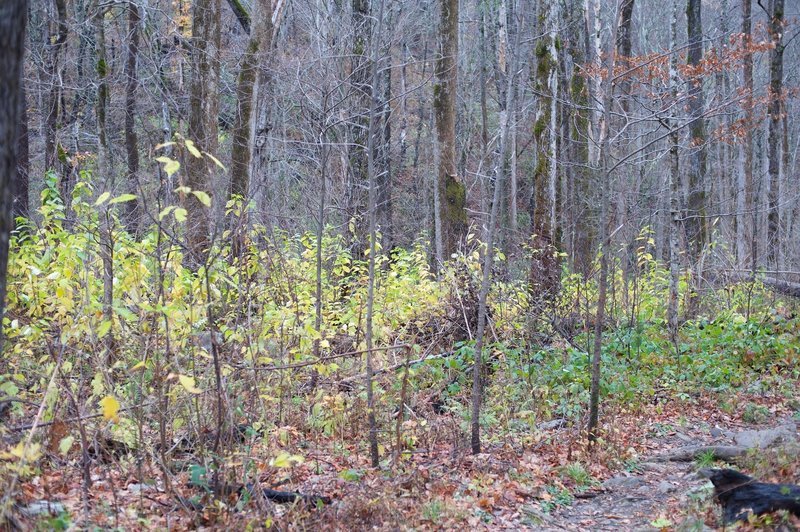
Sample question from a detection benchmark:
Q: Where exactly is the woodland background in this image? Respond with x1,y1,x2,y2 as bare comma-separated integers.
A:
0,0,799,528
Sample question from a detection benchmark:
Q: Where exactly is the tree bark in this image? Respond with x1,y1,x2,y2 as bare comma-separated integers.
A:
123,1,141,232
737,0,754,271
0,0,27,354
230,0,273,249
185,0,221,266
434,0,466,261
685,0,707,313
529,0,560,304
14,81,29,222
766,0,784,268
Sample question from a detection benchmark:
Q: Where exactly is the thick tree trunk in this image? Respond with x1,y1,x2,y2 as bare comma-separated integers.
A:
123,1,141,232
434,0,466,261
185,0,221,266
230,0,273,252
377,59,393,251
529,0,560,303
766,0,784,267
738,0,754,271
685,0,707,313
0,0,27,354
345,0,371,256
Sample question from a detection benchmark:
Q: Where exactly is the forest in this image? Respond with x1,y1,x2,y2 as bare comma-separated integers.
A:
0,0,799,529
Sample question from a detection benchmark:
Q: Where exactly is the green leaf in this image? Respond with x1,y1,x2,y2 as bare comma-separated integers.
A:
159,206,176,220
59,436,75,456
94,192,111,206
173,207,188,222
109,193,137,205
184,139,201,158
97,320,112,339
192,190,212,207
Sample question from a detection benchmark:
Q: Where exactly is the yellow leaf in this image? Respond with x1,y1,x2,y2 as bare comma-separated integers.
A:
100,396,120,423
109,193,137,205
178,374,202,394
94,192,111,206
192,190,212,207
203,151,225,170
173,207,188,222
269,451,304,468
184,139,201,158
156,156,180,177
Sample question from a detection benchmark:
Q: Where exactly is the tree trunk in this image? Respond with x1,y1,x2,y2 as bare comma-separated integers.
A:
587,11,617,443
685,0,707,313
364,0,387,468
470,18,516,454
45,0,68,176
766,0,784,268
434,0,466,261
0,0,27,354
14,82,29,222
123,1,141,232
230,0,273,252
529,0,560,304
346,0,372,256
667,0,681,352
738,0,754,272
185,0,221,266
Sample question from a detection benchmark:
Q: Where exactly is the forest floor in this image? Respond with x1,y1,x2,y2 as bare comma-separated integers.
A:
10,387,800,530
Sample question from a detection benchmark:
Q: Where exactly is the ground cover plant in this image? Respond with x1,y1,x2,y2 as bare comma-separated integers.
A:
0,182,798,529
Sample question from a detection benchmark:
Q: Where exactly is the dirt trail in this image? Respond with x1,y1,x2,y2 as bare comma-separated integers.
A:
536,419,799,531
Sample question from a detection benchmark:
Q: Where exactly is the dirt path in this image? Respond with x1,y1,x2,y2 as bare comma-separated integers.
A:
535,418,799,531
539,461,707,530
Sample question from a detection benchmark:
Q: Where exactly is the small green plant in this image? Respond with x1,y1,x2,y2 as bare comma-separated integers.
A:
623,458,643,473
694,449,717,468
422,499,445,523
649,516,672,530
742,402,770,424
540,485,574,513
338,468,365,482
560,462,595,489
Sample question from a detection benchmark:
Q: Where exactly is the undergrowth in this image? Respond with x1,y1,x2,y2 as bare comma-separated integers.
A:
0,175,798,527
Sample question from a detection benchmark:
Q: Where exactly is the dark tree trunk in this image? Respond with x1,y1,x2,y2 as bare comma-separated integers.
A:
123,1,141,232
685,0,707,310
740,0,754,271
345,0,372,256
766,0,784,267
0,0,28,353
45,0,68,174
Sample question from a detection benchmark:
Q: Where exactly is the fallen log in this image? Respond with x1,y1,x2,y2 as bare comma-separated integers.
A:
247,485,331,506
727,272,800,298
649,445,749,463
701,468,800,523
188,482,332,509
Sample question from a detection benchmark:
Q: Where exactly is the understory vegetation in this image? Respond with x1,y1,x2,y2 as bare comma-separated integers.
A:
1,180,798,529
